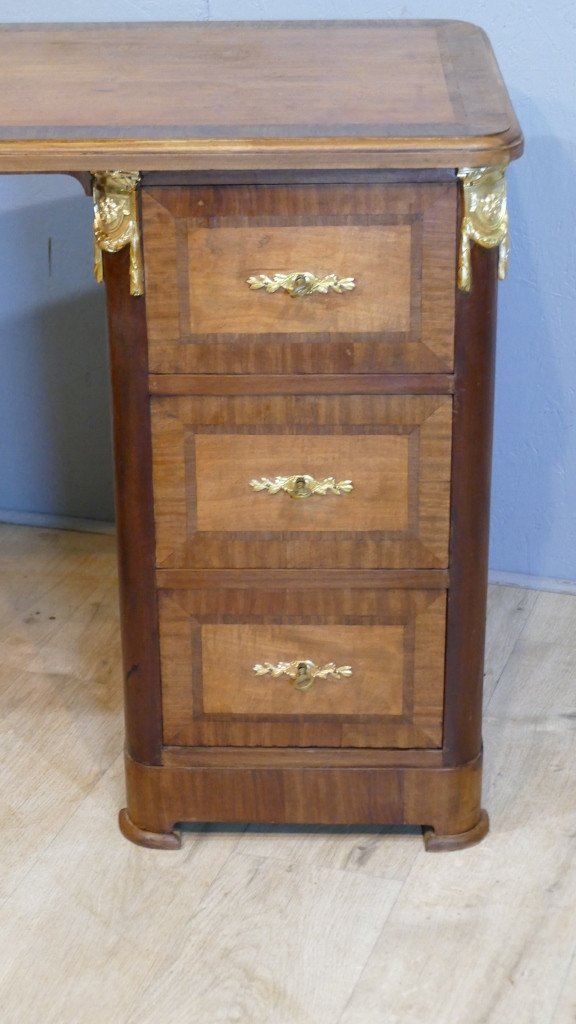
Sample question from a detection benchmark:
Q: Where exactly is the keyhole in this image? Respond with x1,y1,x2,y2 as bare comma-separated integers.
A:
290,475,312,499
294,661,314,691
291,274,309,297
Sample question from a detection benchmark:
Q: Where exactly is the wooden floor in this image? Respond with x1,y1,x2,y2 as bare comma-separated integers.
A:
0,524,574,1023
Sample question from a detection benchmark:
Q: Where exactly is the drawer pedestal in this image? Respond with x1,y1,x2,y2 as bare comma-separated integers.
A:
107,232,499,852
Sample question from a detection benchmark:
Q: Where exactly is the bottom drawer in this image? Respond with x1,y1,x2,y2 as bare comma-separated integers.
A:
159,583,446,749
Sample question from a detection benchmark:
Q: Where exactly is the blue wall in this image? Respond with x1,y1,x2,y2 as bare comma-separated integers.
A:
0,1,574,579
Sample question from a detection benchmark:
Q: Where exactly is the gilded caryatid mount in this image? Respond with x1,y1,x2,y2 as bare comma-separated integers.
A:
92,171,144,297
458,165,509,292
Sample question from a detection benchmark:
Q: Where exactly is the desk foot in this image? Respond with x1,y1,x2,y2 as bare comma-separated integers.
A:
119,808,182,850
423,809,489,852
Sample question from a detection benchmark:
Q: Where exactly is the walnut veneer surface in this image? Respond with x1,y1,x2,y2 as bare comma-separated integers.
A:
0,21,522,170
0,20,523,850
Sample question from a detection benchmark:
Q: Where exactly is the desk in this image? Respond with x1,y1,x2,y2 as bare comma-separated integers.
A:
0,20,522,849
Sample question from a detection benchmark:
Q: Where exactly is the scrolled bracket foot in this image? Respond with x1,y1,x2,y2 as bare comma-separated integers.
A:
119,808,182,850
422,809,489,852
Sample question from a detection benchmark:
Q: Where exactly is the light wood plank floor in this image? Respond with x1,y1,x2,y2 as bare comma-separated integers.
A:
0,524,574,1024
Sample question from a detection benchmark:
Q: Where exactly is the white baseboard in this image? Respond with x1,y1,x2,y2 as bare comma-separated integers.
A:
489,570,576,596
0,509,115,535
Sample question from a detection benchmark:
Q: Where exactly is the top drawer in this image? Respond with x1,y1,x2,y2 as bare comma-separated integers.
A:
142,183,456,375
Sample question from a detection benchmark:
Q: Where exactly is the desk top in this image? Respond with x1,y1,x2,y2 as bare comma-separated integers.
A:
0,20,522,172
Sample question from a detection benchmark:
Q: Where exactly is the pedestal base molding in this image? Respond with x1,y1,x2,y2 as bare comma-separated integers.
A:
120,750,488,852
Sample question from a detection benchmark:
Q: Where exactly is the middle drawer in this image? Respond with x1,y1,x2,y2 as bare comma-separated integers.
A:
151,393,452,569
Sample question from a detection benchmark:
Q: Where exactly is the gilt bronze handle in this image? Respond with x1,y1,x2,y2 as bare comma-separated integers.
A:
249,474,353,500
253,659,353,692
246,271,355,297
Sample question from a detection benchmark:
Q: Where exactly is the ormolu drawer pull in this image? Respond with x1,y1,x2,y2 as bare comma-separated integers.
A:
253,659,353,692
246,271,356,297
249,474,353,500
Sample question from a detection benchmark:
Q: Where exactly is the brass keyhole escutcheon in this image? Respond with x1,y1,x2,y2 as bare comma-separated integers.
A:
291,475,312,499
290,274,309,297
294,661,315,691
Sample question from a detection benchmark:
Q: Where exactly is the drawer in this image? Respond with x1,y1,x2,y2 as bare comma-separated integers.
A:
159,584,446,748
142,182,456,375
151,393,452,569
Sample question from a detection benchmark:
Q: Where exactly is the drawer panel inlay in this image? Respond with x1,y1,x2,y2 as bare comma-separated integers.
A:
159,586,446,748
204,624,400,715
195,434,407,534
143,182,456,374
151,393,452,569
184,224,406,335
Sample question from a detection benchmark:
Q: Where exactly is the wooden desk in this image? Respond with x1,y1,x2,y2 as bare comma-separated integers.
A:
0,20,522,850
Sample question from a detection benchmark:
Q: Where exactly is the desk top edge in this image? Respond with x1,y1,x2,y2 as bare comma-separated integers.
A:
0,20,523,173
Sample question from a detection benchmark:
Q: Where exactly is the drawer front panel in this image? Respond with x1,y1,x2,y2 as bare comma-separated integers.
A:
151,393,452,569
159,586,446,748
143,183,456,374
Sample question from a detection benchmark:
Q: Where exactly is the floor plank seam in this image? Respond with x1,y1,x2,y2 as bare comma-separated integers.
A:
0,751,125,911
119,846,267,1022
233,833,418,883
549,936,576,1024
0,563,118,639
484,592,542,711
334,870,408,1024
